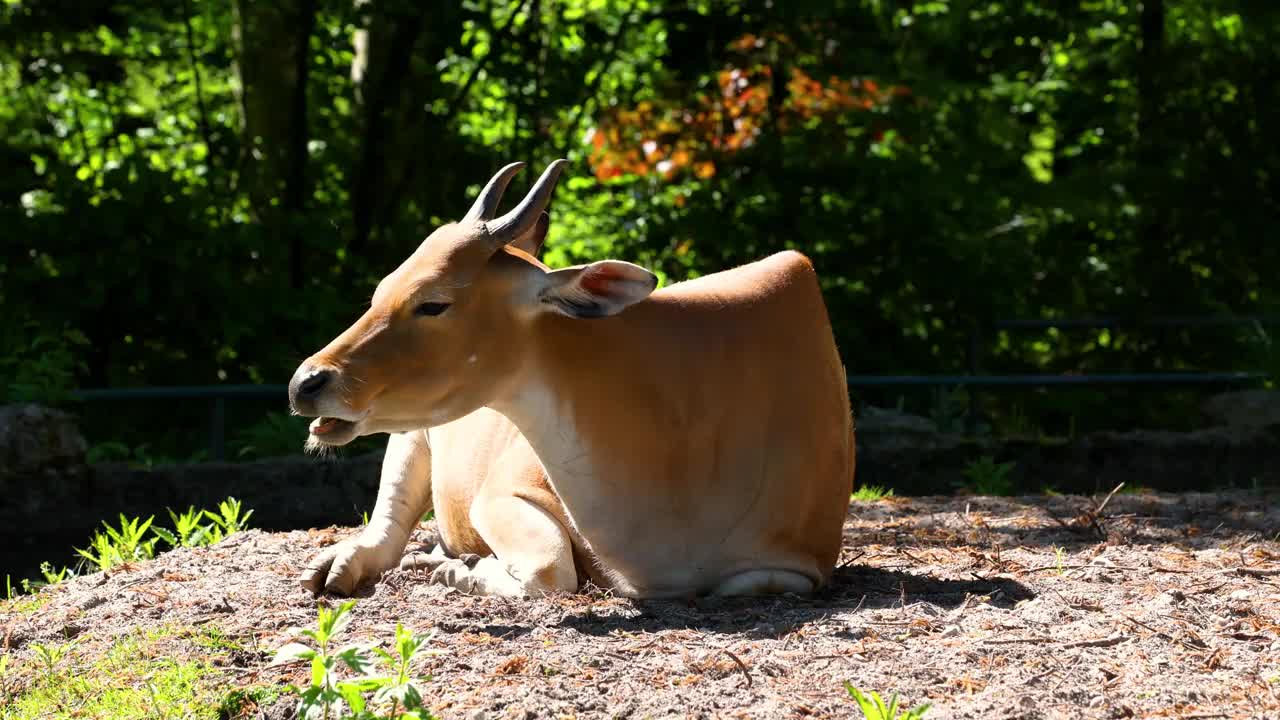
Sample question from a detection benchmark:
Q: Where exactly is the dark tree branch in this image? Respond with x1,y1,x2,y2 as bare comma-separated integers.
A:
370,0,532,243
347,3,429,256
442,0,533,124
285,0,318,289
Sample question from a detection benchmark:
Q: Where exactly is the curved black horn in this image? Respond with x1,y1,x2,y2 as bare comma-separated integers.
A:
462,161,526,222
484,159,569,242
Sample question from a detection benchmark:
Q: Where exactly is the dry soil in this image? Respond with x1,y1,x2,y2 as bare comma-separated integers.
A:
3,490,1279,719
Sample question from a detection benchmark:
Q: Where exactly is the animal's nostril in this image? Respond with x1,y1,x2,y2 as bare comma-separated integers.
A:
297,370,332,398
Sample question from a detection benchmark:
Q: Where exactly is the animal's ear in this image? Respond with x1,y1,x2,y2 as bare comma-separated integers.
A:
508,211,549,257
536,260,659,318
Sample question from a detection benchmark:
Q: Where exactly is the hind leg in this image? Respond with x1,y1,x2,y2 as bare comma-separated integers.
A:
711,569,815,596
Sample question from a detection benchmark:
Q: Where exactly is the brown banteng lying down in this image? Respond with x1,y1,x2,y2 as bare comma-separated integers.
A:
288,160,855,598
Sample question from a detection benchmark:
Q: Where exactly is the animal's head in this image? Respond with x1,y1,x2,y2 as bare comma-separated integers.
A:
288,160,659,447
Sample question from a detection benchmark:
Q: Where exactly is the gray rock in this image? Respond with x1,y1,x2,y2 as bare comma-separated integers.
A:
0,403,87,475
1202,389,1280,428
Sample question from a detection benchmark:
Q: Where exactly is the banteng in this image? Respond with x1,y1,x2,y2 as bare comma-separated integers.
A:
289,160,854,598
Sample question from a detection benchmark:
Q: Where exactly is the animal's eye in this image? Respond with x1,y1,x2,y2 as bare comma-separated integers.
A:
413,302,451,317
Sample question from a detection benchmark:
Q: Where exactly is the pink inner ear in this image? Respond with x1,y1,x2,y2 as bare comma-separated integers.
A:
579,266,624,297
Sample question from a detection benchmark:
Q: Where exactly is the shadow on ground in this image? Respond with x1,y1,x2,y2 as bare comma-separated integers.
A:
553,566,1035,639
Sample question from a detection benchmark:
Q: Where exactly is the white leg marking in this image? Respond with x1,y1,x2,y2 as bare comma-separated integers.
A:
712,570,816,597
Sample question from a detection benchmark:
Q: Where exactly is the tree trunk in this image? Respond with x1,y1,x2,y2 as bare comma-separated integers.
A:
1135,0,1166,358
232,0,317,288
348,0,427,255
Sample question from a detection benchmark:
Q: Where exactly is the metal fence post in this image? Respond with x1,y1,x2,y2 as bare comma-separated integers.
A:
966,323,983,434
210,397,226,461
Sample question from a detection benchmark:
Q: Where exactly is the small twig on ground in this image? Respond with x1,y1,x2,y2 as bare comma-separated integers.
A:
1124,616,1206,651
946,594,973,623
721,649,752,688
1094,482,1126,515
1023,563,1092,574
981,636,1055,646
1023,665,1059,685
1062,633,1129,648
1230,567,1280,578
837,550,866,569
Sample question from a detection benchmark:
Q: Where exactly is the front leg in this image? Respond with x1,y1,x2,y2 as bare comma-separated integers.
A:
423,491,578,597
301,429,433,595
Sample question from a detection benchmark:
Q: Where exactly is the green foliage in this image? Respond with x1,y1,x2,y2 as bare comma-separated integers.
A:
851,485,894,502
75,514,158,572
10,498,251,597
274,601,440,720
30,639,78,684
234,412,313,460
152,506,215,549
204,496,254,538
6,627,226,719
2,0,1278,459
960,456,1017,496
844,683,931,720
216,686,285,720
84,440,191,469
0,326,88,405
0,653,11,707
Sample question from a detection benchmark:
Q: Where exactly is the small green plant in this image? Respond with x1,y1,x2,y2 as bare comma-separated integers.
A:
205,496,254,537
845,683,930,720
75,514,158,571
39,562,73,585
959,455,1016,496
274,600,372,718
4,574,14,600
851,485,894,501
153,505,214,549
30,639,79,684
153,497,252,550
274,601,439,719
19,562,77,593
1053,546,1067,576
0,652,11,705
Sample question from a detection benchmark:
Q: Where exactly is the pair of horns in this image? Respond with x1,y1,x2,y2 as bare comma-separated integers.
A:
463,159,569,243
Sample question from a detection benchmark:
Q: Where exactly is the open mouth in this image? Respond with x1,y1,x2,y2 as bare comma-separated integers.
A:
309,416,358,437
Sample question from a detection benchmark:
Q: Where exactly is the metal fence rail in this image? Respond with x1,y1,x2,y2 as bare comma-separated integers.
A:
70,315,1274,460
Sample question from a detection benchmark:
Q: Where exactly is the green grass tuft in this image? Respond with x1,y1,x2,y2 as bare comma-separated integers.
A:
845,682,931,719
850,485,895,501
7,628,224,719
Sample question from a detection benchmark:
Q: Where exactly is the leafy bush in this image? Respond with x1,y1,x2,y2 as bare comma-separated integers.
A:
0,324,88,406
959,456,1016,496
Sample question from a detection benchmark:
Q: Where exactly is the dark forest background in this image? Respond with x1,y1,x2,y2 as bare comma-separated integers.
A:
2,0,1277,463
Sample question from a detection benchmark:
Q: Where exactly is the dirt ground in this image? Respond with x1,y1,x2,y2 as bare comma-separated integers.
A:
4,490,1279,720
